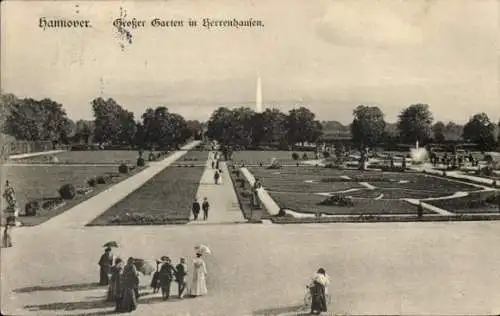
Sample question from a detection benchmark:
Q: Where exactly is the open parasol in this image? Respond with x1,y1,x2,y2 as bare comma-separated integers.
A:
132,258,155,275
194,244,211,255
103,241,119,248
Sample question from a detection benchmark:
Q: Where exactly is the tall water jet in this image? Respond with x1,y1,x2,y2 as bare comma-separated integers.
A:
256,76,263,113
410,139,428,164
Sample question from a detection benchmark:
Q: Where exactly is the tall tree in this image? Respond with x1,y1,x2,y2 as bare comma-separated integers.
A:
462,113,496,151
74,120,95,144
285,107,322,146
0,94,18,159
206,107,235,145
350,105,386,148
186,120,203,140
92,97,135,145
444,121,463,141
251,108,287,146
230,107,255,148
432,121,446,143
397,104,433,144
140,107,190,149
5,97,73,142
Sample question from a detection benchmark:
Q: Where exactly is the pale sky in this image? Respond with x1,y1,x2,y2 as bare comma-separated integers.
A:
1,0,499,124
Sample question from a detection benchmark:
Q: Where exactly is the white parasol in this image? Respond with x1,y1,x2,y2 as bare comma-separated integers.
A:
194,244,211,255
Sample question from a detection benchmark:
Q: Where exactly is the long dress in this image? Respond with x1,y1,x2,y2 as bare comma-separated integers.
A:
107,263,123,303
310,273,329,314
189,258,208,296
120,263,139,312
98,253,113,285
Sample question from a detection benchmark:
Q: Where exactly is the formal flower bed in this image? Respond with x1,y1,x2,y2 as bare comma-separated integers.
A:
426,190,500,213
270,213,500,224
269,191,424,215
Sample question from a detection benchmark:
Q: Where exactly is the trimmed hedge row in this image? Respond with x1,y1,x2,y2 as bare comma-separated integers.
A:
22,163,141,217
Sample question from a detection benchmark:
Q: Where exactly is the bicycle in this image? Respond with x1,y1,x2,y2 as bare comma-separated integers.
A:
303,285,332,308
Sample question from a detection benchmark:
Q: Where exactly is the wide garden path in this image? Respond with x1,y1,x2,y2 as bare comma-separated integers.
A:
2,148,500,315
189,153,245,224
39,141,200,229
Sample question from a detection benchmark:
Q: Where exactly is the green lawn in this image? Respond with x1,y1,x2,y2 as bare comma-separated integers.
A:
231,150,315,165
3,164,145,226
89,164,207,225
8,150,162,165
244,166,490,216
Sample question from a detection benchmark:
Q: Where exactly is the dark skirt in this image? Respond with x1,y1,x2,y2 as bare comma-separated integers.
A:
99,266,110,285
150,271,160,289
310,282,327,313
120,287,137,312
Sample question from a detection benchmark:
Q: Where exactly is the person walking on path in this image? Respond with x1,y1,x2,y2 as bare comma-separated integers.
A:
189,253,208,297
158,256,176,300
120,257,139,312
202,198,210,221
175,258,188,298
192,199,201,220
98,247,114,285
309,268,329,315
214,170,220,185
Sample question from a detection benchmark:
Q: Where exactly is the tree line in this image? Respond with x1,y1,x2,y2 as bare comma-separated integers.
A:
0,94,202,150
1,92,499,151
207,103,500,151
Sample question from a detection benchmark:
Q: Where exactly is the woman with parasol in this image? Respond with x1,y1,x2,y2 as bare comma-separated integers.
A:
189,245,210,297
120,257,139,312
98,247,114,285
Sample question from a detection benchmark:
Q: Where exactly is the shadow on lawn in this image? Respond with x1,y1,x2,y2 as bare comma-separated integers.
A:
25,299,114,311
14,282,103,293
15,283,148,293
253,304,309,316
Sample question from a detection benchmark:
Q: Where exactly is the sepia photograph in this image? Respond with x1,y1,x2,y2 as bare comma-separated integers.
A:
1,0,499,315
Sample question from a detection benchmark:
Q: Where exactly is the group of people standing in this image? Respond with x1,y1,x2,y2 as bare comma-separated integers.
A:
150,256,188,300
99,249,142,313
98,247,209,313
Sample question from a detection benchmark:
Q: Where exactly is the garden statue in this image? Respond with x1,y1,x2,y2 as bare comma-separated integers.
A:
251,179,262,209
358,152,367,171
2,181,20,226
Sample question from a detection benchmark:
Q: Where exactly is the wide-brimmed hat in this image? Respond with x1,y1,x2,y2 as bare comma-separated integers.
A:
160,256,170,262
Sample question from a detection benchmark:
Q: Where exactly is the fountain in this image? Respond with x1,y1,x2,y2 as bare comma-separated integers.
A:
410,140,428,165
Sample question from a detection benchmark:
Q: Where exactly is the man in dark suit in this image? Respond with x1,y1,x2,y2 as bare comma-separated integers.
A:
175,258,188,298
192,199,201,220
202,197,210,221
159,256,176,300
